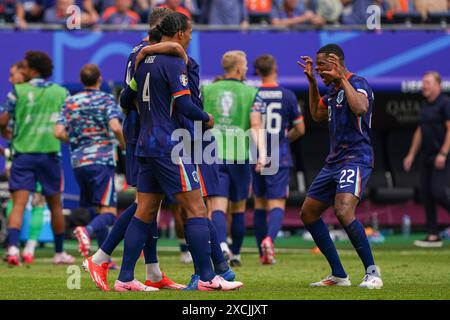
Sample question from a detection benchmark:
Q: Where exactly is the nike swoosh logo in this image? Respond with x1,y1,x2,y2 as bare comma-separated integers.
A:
120,284,132,290
340,184,351,188
202,284,222,290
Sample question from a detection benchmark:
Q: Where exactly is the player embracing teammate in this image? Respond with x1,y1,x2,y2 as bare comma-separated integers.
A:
116,12,243,292
82,8,188,291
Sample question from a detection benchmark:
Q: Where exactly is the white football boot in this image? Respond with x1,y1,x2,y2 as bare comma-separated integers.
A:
359,274,383,289
310,275,351,287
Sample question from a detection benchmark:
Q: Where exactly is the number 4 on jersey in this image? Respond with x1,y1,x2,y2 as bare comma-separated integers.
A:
142,73,150,110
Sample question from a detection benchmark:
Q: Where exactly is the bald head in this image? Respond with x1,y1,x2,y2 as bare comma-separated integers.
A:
80,64,101,88
221,50,248,80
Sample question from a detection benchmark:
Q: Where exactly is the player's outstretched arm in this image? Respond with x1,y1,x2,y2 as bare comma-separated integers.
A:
298,56,327,122
135,43,189,72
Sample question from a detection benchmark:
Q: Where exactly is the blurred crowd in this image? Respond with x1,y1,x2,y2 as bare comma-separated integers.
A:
0,0,449,28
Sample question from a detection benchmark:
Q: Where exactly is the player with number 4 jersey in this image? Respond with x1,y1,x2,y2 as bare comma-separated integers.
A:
117,12,243,292
298,44,382,289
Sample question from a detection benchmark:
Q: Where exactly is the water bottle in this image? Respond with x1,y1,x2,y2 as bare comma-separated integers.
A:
371,212,379,231
402,214,411,238
169,217,175,239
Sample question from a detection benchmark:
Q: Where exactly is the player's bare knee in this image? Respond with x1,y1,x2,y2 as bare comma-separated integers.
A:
148,210,158,222
300,206,317,224
185,203,207,218
267,199,286,211
12,201,27,211
45,194,62,211
13,193,30,207
254,197,265,210
230,200,246,213
135,209,154,223
334,201,354,225
299,208,307,223
179,197,207,217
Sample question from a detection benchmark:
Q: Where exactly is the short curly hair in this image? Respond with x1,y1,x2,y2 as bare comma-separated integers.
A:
24,51,53,78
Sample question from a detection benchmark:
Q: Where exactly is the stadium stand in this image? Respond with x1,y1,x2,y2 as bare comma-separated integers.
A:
247,0,272,24
1,0,449,27
1,1,449,233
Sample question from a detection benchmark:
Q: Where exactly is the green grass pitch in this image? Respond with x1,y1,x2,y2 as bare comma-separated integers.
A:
1,234,449,300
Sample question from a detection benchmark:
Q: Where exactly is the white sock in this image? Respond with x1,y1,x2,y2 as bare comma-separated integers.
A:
92,249,111,265
220,242,230,253
23,240,37,255
232,254,241,261
8,245,20,256
146,263,163,282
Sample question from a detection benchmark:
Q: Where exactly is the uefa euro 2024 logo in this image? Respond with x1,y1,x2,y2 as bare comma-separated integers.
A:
220,92,234,117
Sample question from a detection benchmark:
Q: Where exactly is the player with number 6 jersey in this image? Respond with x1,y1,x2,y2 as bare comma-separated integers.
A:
298,44,383,289
252,55,305,265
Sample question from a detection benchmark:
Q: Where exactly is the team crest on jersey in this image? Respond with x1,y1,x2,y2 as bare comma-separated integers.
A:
27,92,35,107
131,43,144,53
337,90,344,104
220,91,234,117
180,74,188,87
192,171,199,183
